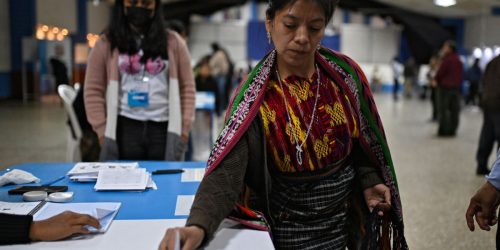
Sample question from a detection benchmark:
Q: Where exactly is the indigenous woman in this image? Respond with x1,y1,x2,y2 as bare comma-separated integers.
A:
159,0,407,249
84,0,195,161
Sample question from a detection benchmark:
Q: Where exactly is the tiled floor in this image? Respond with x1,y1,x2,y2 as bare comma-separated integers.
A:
0,93,496,249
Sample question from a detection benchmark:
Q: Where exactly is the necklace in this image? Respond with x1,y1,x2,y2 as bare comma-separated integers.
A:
275,64,321,165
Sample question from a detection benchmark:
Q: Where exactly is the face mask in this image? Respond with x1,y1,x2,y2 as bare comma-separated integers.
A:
126,7,153,29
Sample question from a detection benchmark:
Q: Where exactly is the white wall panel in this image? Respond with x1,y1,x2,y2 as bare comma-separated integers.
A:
465,15,500,49
370,28,400,64
341,24,400,64
87,2,110,34
340,24,371,63
37,0,77,32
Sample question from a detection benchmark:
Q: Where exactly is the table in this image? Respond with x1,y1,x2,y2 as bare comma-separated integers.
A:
0,162,274,250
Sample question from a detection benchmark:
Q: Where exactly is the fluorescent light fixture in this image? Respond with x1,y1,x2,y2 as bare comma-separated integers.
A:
484,47,493,60
473,47,482,58
494,46,500,56
433,0,456,7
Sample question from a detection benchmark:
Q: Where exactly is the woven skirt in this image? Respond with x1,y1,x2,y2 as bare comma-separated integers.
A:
269,164,355,250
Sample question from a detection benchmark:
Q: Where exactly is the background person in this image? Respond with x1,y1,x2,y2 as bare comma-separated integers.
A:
392,56,403,101
50,44,70,88
475,54,500,175
465,58,482,106
159,0,408,249
209,42,232,115
84,0,195,161
434,40,463,137
427,54,441,122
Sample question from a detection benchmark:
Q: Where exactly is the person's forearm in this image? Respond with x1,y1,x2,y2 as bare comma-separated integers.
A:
186,135,249,242
351,143,383,189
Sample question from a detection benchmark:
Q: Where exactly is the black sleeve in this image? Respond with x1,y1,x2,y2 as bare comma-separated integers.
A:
186,130,249,243
351,142,384,190
0,213,33,245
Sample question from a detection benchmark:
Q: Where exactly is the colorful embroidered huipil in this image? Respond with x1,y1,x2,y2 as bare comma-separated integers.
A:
259,68,359,178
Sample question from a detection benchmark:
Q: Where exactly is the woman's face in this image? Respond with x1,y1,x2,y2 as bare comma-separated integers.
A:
123,0,156,29
266,0,326,69
124,0,156,11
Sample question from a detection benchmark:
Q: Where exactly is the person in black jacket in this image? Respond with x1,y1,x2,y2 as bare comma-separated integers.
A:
50,45,70,88
0,211,100,245
73,87,100,161
476,54,500,175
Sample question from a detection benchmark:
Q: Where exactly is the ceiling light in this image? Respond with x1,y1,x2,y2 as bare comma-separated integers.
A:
473,47,482,58
433,0,456,7
484,47,493,60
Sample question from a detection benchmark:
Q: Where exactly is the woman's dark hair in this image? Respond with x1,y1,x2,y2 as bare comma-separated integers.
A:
266,0,339,25
105,0,167,62
166,19,186,36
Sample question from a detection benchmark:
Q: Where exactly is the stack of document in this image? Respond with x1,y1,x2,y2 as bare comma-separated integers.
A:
94,168,153,191
67,162,156,191
67,162,139,182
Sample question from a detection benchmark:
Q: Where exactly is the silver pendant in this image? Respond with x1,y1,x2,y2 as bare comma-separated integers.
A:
296,145,303,165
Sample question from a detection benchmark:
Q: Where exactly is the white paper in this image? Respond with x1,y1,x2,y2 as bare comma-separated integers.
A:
94,168,149,191
181,168,205,182
174,195,195,216
33,202,121,233
203,219,274,250
205,227,275,250
68,162,139,177
0,201,41,215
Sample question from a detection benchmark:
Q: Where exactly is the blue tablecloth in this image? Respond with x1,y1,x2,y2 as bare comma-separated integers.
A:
0,162,205,220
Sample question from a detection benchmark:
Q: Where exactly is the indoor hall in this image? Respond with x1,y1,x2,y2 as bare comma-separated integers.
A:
1,0,500,249
0,91,495,249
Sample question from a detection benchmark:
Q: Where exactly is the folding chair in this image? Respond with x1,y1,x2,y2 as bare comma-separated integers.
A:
58,85,82,162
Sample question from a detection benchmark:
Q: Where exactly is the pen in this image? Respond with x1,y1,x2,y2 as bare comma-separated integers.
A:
41,176,66,186
152,169,184,175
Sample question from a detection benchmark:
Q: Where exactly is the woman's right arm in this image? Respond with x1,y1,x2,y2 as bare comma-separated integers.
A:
159,133,249,250
84,37,109,140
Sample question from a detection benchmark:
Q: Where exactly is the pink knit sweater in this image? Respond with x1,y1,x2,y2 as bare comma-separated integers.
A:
84,31,195,140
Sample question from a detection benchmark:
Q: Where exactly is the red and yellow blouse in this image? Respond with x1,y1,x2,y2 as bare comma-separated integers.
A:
259,66,360,178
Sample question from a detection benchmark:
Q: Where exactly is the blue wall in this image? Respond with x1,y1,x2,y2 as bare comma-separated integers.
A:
9,0,36,71
399,33,411,63
440,18,465,55
5,0,36,99
0,73,10,98
247,21,273,60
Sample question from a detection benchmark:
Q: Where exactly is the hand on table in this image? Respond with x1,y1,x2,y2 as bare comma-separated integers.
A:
29,211,101,241
158,226,205,250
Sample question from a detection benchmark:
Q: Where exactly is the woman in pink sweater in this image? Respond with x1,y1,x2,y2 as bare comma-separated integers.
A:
84,0,195,161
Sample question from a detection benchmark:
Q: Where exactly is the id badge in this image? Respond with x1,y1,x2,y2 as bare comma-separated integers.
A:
128,91,149,107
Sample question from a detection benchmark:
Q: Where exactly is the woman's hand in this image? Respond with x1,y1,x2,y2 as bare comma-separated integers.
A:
363,183,391,216
29,211,101,241
158,226,205,250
